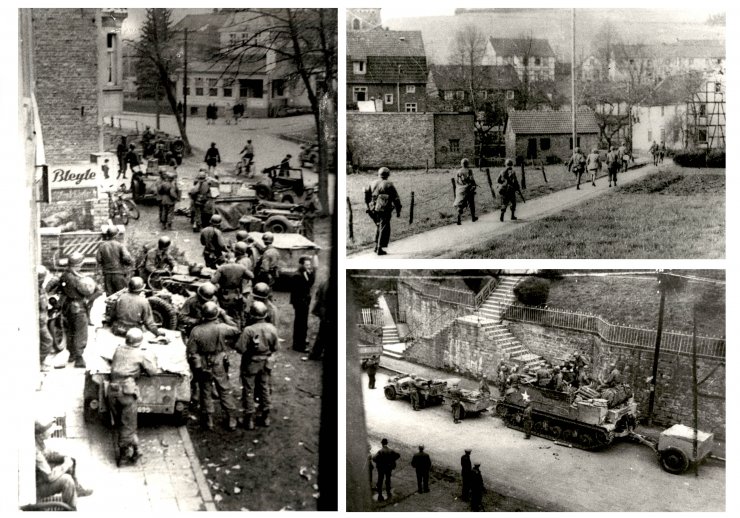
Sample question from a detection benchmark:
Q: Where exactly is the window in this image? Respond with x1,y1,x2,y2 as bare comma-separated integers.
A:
106,33,118,85
673,127,680,142
406,85,416,94
353,19,361,30
506,90,515,100
272,79,285,97
384,93,393,104
540,137,551,151
444,91,454,101
353,86,367,102
699,104,706,117
223,79,234,98
522,57,528,66
185,87,190,95
195,77,204,96
223,87,232,97
534,57,541,66
353,61,366,74
405,103,417,113
455,90,465,100
660,128,665,142
208,78,218,97
449,139,460,153
698,128,707,142
569,137,581,149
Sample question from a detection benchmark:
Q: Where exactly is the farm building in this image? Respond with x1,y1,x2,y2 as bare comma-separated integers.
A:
505,109,600,162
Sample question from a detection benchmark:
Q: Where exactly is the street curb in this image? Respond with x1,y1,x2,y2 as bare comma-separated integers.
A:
178,426,218,512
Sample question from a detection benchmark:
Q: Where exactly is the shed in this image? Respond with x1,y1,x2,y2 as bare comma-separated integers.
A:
505,110,600,161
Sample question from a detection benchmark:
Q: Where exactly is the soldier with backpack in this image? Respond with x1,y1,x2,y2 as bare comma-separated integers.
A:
497,159,525,221
364,167,402,256
567,147,588,190
157,171,181,230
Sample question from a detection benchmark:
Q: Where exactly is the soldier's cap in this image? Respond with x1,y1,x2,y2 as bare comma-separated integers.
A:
67,251,85,267
464,448,472,453
378,167,390,178
381,438,388,445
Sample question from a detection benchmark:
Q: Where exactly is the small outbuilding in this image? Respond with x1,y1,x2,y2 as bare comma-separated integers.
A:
505,110,600,162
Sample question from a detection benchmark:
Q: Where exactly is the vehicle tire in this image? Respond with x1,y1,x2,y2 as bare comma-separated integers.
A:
124,199,140,220
264,215,290,234
384,386,397,401
579,432,595,449
171,139,185,154
281,195,294,204
495,403,508,418
48,317,66,353
148,296,178,330
173,403,190,426
550,425,562,439
660,448,690,474
255,184,272,200
147,269,173,291
117,205,129,226
562,428,576,443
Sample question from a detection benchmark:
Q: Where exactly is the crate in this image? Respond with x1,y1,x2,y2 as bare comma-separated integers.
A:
577,400,607,425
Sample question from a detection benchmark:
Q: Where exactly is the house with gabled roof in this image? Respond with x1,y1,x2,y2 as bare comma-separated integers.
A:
427,64,520,107
505,109,600,161
347,30,428,112
482,37,556,82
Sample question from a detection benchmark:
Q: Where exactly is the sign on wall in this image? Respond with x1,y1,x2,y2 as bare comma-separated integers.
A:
47,163,107,203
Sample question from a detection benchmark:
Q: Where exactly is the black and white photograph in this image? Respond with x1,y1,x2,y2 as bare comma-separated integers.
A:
345,7,725,259
15,7,337,511
347,269,726,511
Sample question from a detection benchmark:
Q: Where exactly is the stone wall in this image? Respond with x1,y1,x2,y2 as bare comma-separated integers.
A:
397,280,472,338
433,113,476,167
33,8,101,164
507,320,726,439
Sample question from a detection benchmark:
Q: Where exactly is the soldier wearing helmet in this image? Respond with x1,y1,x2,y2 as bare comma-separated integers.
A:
189,168,217,231
235,229,249,243
497,159,524,222
586,147,602,187
246,282,279,325
142,236,176,284
233,241,253,272
300,186,322,241
211,251,254,325
453,158,478,225
59,252,99,368
200,214,228,268
109,277,165,337
567,145,588,189
364,167,402,255
187,301,242,431
178,282,236,338
156,169,181,230
235,300,279,429
96,225,133,295
254,232,281,286
108,327,159,465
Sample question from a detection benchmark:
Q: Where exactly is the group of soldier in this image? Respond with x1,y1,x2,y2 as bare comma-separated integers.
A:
368,438,486,511
567,141,631,190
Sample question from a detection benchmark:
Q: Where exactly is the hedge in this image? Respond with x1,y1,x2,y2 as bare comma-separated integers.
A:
514,277,550,306
672,149,725,168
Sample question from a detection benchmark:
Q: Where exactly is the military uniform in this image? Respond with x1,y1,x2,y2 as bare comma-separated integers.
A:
411,448,431,493
157,176,181,230
301,191,322,241
497,166,521,221
38,281,53,367
567,150,588,189
211,263,254,323
606,148,620,187
59,270,91,365
244,295,279,326
453,163,478,224
204,146,221,173
110,292,158,336
586,150,601,186
96,239,133,295
523,403,533,439
236,320,279,421
200,225,228,269
178,295,235,338
255,245,281,286
365,356,379,389
365,176,402,255
142,248,175,284
189,178,216,231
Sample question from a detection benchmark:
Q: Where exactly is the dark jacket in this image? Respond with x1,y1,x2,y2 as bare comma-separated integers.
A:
290,269,315,307
411,451,431,472
200,226,228,258
373,446,400,472
112,291,158,335
96,240,133,275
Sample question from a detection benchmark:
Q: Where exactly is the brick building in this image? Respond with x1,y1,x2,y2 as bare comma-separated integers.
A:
482,37,556,83
347,30,428,112
427,64,520,108
505,110,599,162
347,112,474,169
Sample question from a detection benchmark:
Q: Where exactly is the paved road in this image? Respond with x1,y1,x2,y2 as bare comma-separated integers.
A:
363,370,725,512
349,163,658,259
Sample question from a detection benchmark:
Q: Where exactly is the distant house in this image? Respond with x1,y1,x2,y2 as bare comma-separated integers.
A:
427,64,520,107
347,30,428,112
505,110,600,161
347,8,382,32
482,37,556,82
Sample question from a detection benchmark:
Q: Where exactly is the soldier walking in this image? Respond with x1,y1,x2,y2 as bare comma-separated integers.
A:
469,462,485,511
586,148,601,187
373,438,400,502
204,142,221,174
567,147,588,190
364,167,402,256
460,448,472,501
523,400,533,439
157,171,181,230
96,225,133,295
290,257,315,352
606,146,620,187
497,159,524,221
59,252,97,368
453,158,478,225
411,445,431,493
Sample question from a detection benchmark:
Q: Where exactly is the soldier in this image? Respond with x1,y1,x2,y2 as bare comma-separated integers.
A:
566,147,588,190
96,225,133,295
572,352,587,388
200,214,228,269
290,256,315,352
234,236,254,272
411,445,431,494
599,362,622,389
606,146,620,187
109,328,159,464
373,438,400,502
364,167,402,256
365,354,379,389
308,277,330,361
506,366,520,392
536,363,552,388
210,252,254,325
279,154,292,176
187,301,241,431
497,364,509,392
109,277,165,337
659,140,666,164
189,169,216,232
550,366,564,391
246,282,279,326
142,236,175,286
116,136,128,179
239,140,255,175
204,142,221,174
522,400,533,439
497,159,524,221
453,158,478,225
254,232,280,286
479,376,491,395
157,171,181,230
141,125,155,158
60,252,97,368
460,448,472,501
410,383,421,411
235,301,279,430
37,265,54,372
178,282,236,338
300,187,322,241
469,462,485,511
618,140,630,173
125,143,142,175
649,140,659,166
586,147,601,187
451,395,463,424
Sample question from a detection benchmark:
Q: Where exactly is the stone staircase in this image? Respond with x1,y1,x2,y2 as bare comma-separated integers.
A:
378,294,404,359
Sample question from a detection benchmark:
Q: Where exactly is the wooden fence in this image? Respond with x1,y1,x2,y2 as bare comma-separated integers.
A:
504,304,725,359
360,308,385,326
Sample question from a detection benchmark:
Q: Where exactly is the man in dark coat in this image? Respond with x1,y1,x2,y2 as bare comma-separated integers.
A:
365,355,379,389
116,136,128,179
497,159,524,221
373,438,400,502
411,445,431,493
204,142,221,173
453,158,478,225
523,400,533,439
364,167,402,255
200,214,228,268
460,448,472,501
290,257,315,352
470,462,485,511
157,171,181,230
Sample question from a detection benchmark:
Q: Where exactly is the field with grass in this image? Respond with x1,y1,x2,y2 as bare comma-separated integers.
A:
545,272,726,337
346,163,598,250
453,168,724,259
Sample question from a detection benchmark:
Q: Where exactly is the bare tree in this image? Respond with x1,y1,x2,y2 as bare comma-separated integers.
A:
131,8,192,154
591,21,619,81
449,25,488,114
214,9,337,215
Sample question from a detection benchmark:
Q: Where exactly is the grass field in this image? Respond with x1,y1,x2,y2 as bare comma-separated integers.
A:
346,163,593,250
453,168,725,259
546,272,726,336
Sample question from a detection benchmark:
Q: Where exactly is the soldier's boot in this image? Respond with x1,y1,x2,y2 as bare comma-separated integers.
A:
261,410,271,428
227,416,238,431
471,212,478,222
457,214,462,225
510,208,517,221
499,210,505,222
243,413,256,430
130,444,142,463
203,414,215,431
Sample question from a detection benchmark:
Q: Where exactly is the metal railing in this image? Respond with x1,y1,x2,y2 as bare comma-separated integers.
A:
504,304,725,359
360,308,385,326
473,277,500,309
401,278,476,307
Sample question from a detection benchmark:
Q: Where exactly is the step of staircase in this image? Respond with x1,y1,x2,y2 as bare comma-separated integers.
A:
382,342,406,359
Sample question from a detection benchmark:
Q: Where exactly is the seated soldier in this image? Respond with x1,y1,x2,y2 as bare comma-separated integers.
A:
141,236,176,285
109,277,165,337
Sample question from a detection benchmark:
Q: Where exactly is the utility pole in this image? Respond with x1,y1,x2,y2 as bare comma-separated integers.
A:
647,271,666,425
183,27,188,129
397,64,401,113
571,9,577,153
692,305,699,477
155,84,161,130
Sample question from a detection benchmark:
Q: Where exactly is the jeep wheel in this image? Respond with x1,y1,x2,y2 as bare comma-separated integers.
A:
265,216,290,234
661,448,690,474
384,386,397,401
148,296,178,330
255,184,272,200
173,401,190,426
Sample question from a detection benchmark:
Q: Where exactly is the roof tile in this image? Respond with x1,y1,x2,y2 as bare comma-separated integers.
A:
508,110,599,134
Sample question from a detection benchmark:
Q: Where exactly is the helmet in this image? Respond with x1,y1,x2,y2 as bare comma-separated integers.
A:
378,167,390,178
210,214,223,226
68,251,85,267
78,277,97,297
505,159,513,167
197,171,207,180
262,232,274,245
201,301,220,321
252,282,271,300
592,148,598,154
104,225,119,238
166,171,177,179
250,301,268,319
234,242,249,256
128,276,145,293
461,158,469,167
125,327,144,346
197,282,217,301
236,230,248,242
158,236,171,249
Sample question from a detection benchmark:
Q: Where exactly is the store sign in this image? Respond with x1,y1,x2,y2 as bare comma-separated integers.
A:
49,165,101,190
